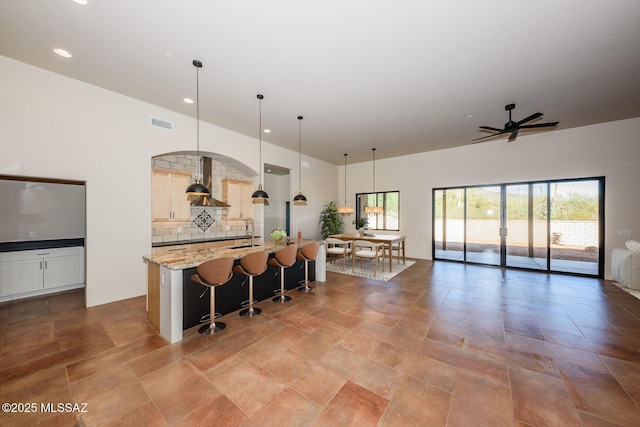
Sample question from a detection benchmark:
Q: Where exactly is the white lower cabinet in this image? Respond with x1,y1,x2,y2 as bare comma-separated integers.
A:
1,247,84,297
2,257,43,295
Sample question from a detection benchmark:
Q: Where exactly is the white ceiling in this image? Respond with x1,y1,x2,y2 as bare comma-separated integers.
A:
1,0,639,165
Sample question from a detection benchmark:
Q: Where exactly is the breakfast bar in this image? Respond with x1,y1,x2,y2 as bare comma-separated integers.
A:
143,241,326,343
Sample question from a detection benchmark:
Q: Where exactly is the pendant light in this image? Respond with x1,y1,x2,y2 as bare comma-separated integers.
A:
185,60,211,196
337,153,354,215
251,94,269,202
293,115,307,205
364,148,384,214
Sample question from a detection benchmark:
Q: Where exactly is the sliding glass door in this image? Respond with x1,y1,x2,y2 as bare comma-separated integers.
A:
505,183,548,270
433,177,604,277
466,186,501,266
549,180,601,275
433,188,464,261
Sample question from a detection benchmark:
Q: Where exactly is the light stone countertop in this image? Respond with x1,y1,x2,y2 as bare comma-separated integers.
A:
143,240,319,271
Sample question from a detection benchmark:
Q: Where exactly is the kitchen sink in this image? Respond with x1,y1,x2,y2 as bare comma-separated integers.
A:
227,244,262,250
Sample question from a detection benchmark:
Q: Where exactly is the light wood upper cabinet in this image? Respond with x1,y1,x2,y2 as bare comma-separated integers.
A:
222,178,254,220
152,169,192,221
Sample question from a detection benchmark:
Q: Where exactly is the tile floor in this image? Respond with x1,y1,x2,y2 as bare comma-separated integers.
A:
2,260,640,426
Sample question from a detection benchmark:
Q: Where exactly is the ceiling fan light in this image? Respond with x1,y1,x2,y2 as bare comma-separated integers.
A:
472,103,559,143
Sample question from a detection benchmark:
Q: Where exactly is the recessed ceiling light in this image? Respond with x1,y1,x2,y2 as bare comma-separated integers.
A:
466,114,473,118
263,129,271,133
267,169,272,173
165,52,174,59
72,0,88,4
53,48,72,58
183,98,194,104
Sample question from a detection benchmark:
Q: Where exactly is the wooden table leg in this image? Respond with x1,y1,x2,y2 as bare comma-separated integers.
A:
388,243,393,272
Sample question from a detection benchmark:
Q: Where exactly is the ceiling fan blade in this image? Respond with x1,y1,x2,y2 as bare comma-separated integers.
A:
516,112,542,126
472,132,505,142
479,125,503,132
508,129,519,142
519,121,559,129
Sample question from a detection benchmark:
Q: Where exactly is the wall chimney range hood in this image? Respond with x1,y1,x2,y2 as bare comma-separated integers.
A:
191,157,230,207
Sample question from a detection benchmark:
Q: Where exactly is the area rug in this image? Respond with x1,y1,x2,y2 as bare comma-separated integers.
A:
611,281,640,300
326,259,415,281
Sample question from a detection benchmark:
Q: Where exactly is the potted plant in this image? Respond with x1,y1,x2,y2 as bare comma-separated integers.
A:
319,201,344,239
270,228,287,245
353,216,368,236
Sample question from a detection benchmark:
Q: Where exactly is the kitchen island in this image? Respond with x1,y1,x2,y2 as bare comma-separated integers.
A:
143,241,326,343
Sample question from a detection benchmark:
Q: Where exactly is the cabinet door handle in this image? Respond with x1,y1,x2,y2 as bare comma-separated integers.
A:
45,260,48,269
40,261,43,270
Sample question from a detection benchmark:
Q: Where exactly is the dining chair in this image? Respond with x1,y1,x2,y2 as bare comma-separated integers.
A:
325,238,352,270
352,240,385,278
390,242,402,264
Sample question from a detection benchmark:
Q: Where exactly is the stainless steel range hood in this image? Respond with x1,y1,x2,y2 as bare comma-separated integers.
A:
191,157,230,207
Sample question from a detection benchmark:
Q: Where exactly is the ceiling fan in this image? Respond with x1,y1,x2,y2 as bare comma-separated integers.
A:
472,104,559,143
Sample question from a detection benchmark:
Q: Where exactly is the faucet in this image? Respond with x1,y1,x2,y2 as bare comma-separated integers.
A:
244,218,254,246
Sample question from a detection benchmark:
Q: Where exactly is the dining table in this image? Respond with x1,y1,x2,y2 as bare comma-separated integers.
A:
328,233,406,273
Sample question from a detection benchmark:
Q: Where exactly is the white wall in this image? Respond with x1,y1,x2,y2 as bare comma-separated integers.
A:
3,54,638,310
0,55,337,307
340,117,640,279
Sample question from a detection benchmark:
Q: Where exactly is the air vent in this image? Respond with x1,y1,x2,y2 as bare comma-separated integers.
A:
149,116,174,131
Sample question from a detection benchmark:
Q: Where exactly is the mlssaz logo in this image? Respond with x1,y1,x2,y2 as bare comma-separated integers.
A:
41,402,88,413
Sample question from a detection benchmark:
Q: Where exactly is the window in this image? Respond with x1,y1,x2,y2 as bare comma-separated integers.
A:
355,191,399,231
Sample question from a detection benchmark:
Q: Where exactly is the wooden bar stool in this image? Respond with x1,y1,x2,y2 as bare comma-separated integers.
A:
269,244,299,303
190,256,235,335
297,241,320,293
234,250,269,317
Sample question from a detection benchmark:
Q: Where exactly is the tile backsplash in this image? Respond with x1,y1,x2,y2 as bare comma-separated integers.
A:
151,154,254,244
193,210,215,232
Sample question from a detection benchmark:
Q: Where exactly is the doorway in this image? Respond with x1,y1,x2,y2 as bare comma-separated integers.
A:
433,177,604,277
264,164,292,238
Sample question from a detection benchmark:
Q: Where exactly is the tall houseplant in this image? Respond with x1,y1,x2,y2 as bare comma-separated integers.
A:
319,201,344,239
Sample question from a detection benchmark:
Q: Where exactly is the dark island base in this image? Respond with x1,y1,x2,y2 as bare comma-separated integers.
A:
182,258,315,330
